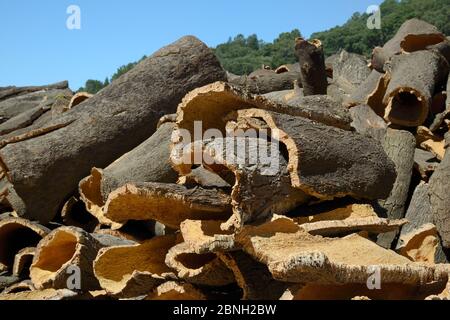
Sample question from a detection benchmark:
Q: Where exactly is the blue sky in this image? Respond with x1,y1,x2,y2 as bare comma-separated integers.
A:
0,0,383,90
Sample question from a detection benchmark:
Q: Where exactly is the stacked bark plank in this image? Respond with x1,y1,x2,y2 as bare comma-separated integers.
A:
0,22,450,300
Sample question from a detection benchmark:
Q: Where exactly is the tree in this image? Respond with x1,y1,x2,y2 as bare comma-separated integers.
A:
78,80,105,94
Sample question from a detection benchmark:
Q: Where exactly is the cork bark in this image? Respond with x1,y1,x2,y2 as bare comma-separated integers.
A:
383,50,449,127
295,38,328,95
429,133,450,247
371,18,445,72
232,109,396,201
78,121,179,219
0,36,226,224
94,235,178,298
30,227,135,291
171,137,309,231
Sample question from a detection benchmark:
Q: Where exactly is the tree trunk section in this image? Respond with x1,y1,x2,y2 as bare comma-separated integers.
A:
295,38,328,95
0,36,226,224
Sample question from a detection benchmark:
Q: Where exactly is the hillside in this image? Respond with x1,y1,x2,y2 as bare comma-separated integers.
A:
79,0,450,93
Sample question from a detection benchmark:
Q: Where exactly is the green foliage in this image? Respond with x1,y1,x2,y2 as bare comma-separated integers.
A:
78,55,147,93
214,29,302,75
311,0,450,57
78,79,105,94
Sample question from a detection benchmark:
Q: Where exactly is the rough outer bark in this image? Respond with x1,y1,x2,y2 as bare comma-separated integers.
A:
236,219,447,286
295,38,328,95
50,93,73,117
429,133,450,247
346,70,390,117
228,69,300,94
371,19,446,72
165,242,235,287
262,93,352,131
218,251,289,300
0,36,226,224
0,88,73,123
349,104,387,142
330,50,371,94
376,129,416,248
414,149,439,180
383,50,449,127
79,121,179,218
430,74,450,132
12,247,35,277
96,182,233,230
30,226,135,291
0,81,69,102
145,281,206,300
171,137,309,231
176,82,352,136
93,235,178,298
0,105,50,136
178,166,231,189
295,38,328,96
231,109,396,201
0,218,50,270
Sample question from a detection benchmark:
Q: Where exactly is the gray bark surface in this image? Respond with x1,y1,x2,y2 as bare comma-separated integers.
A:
0,36,226,223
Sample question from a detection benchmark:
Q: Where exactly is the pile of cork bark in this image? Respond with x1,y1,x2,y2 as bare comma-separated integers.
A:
1,18,450,300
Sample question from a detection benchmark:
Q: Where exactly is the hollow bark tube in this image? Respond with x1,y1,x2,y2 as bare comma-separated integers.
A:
295,38,328,96
0,36,226,224
383,50,449,127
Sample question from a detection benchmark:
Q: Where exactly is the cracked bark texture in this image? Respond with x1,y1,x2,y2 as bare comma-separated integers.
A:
218,251,289,300
0,36,226,224
236,219,447,286
376,129,415,248
429,133,450,248
349,104,387,142
347,70,390,118
228,69,300,94
171,137,309,231
232,109,396,201
79,121,179,219
295,38,328,95
99,182,232,230
329,50,371,94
